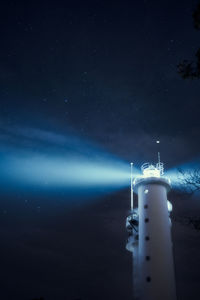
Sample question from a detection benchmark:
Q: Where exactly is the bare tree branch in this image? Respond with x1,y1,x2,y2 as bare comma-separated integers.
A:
177,168,200,195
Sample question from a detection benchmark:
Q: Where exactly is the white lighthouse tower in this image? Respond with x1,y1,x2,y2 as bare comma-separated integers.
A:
126,158,176,300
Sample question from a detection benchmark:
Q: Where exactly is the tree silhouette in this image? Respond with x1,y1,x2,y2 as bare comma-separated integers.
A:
178,168,200,195
171,168,200,231
178,3,200,79
193,3,200,29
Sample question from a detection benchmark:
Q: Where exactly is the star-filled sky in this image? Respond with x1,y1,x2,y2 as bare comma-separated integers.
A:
1,0,200,299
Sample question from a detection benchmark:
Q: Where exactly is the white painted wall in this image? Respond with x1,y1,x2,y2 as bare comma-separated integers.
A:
136,178,176,300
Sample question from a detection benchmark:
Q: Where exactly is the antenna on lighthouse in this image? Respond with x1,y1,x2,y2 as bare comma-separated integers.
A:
158,151,161,166
130,162,134,211
156,140,164,176
156,141,160,166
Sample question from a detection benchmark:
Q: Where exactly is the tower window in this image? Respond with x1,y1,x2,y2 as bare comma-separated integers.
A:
145,218,149,223
144,204,148,209
145,236,150,241
146,256,150,261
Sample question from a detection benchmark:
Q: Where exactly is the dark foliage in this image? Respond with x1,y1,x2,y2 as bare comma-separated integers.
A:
178,49,200,79
172,214,200,231
178,3,200,79
193,3,200,29
171,169,200,231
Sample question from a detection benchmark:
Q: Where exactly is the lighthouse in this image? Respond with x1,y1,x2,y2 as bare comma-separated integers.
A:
126,160,176,300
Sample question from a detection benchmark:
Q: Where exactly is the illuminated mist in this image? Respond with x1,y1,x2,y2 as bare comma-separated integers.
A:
1,123,192,200
0,124,139,198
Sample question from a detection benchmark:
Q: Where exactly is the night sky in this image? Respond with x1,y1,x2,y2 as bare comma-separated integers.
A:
1,1,200,299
